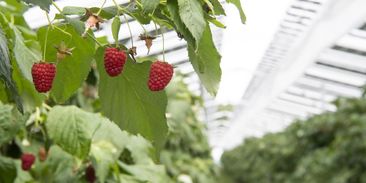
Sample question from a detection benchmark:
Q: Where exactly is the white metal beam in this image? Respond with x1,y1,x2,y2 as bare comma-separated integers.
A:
219,0,366,150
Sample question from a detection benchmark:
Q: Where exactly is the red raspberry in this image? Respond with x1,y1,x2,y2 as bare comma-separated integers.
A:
31,62,56,93
148,61,174,91
21,153,36,171
85,165,96,183
104,47,127,77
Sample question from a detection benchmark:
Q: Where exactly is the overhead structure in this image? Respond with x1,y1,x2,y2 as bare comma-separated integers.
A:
219,0,366,150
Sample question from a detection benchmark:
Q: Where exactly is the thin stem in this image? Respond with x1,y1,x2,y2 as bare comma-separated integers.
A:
123,14,134,47
140,24,147,35
86,32,103,47
45,11,52,26
161,27,166,61
112,0,121,12
154,22,166,61
52,1,62,13
43,26,50,61
97,0,107,16
53,25,73,38
42,103,52,111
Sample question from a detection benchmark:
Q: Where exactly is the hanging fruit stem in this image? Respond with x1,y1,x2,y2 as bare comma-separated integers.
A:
123,13,134,48
154,22,166,61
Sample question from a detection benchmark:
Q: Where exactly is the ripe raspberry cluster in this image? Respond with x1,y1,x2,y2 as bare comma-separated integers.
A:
103,48,174,91
104,47,127,77
31,62,56,93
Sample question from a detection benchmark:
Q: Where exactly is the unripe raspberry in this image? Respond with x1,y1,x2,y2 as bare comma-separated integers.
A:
104,47,127,77
148,61,174,91
38,147,47,162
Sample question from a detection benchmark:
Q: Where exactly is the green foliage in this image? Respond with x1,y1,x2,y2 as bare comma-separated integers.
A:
0,155,17,183
178,0,207,46
111,16,121,44
188,26,221,96
46,106,100,159
141,0,160,14
0,26,23,113
37,25,95,103
0,1,245,182
226,0,246,24
96,47,168,152
221,94,366,183
0,102,23,146
19,0,52,12
161,75,219,183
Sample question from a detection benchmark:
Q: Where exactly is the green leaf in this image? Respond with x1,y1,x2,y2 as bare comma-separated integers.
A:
37,25,95,103
177,0,207,45
20,0,52,12
10,24,40,82
46,106,101,159
210,0,226,15
0,156,16,183
166,0,195,46
62,6,86,16
32,146,77,183
65,17,85,35
89,7,119,20
226,0,246,24
188,25,221,96
91,119,127,182
206,14,226,28
119,162,173,183
0,102,23,146
141,0,160,13
0,26,23,113
95,47,168,152
111,16,121,44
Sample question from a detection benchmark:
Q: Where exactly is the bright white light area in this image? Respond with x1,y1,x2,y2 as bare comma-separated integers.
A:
216,0,294,104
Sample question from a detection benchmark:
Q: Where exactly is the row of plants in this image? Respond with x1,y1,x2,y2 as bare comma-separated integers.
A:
221,92,366,183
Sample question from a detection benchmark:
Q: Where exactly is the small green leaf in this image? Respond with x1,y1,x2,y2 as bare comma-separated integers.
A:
20,0,52,12
226,0,246,24
0,156,16,183
188,25,221,96
210,0,226,15
64,17,85,35
206,14,226,28
62,6,86,16
37,25,95,103
177,0,207,45
46,106,101,159
141,0,160,13
95,47,168,152
111,16,121,44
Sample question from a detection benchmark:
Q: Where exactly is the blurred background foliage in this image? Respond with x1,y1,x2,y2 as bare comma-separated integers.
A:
221,92,366,183
162,74,220,183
